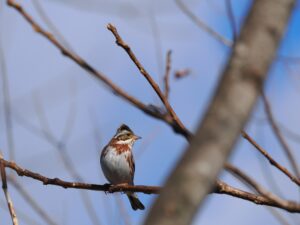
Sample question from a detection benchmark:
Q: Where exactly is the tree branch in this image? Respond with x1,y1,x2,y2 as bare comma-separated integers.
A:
215,180,299,213
225,0,237,42
0,154,18,225
1,157,300,213
107,23,191,139
164,50,172,99
143,0,296,225
8,177,58,225
6,0,189,139
225,164,297,212
241,130,300,186
175,0,232,47
261,91,300,178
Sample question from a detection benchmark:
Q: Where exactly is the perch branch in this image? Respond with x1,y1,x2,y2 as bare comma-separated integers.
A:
1,157,299,213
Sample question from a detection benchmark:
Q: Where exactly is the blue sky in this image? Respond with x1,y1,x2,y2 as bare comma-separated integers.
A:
1,0,300,224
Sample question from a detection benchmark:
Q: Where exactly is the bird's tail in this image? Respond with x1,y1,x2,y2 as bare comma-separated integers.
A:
126,193,145,210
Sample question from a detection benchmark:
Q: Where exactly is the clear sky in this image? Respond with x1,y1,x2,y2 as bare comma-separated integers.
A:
0,0,300,224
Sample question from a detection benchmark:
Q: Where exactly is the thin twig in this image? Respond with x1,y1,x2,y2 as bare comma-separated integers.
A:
174,68,191,80
225,0,237,42
6,0,190,139
0,200,40,225
261,91,300,178
175,0,232,47
8,177,58,225
115,195,132,225
148,10,164,81
241,130,300,186
33,95,102,225
1,157,300,212
164,50,172,99
216,180,300,213
225,164,295,210
0,30,16,162
267,208,292,225
107,23,191,139
0,154,19,225
31,0,75,52
254,126,285,197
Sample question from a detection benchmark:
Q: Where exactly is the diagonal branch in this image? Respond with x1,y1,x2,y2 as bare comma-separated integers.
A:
0,154,18,225
225,164,296,210
175,0,232,47
107,24,191,139
6,0,190,139
8,177,58,225
261,91,300,178
241,130,300,186
164,50,172,99
33,95,102,225
225,0,237,42
215,180,299,213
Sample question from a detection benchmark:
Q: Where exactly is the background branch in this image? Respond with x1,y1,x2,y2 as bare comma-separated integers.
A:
0,154,18,225
241,130,300,186
261,91,300,178
164,50,172,99
6,0,190,138
225,0,237,42
175,0,232,47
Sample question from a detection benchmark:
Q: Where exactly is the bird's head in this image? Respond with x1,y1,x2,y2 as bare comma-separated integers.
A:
113,124,141,145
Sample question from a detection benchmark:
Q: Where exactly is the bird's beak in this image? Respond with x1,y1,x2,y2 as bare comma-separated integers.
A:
133,135,142,140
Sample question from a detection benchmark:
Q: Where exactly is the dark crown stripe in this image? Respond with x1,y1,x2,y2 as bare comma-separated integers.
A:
118,124,133,133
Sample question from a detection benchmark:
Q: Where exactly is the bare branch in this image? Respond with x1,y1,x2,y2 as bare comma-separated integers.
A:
0,29,16,162
31,0,74,52
241,130,300,186
164,50,172,99
0,200,40,225
6,0,190,139
261,91,300,178
144,0,296,224
215,180,299,213
9,0,190,139
174,69,191,80
175,0,232,47
107,23,191,139
8,177,58,225
2,157,160,194
226,164,296,211
33,95,102,225
225,0,237,42
0,154,18,225
1,157,300,212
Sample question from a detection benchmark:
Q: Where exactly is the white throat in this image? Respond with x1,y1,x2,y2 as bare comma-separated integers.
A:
116,138,134,146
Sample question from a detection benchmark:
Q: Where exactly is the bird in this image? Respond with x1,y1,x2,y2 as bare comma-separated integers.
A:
100,124,145,210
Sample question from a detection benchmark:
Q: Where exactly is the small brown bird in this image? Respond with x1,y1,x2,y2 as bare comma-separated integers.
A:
100,124,145,210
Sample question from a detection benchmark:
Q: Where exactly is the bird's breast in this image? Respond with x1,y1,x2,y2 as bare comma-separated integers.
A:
100,146,133,184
